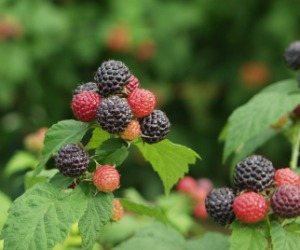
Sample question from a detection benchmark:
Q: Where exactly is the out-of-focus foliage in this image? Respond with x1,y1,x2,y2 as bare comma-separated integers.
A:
1,0,300,198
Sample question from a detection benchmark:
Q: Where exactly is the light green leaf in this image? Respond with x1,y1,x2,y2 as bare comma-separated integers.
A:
34,120,89,174
186,233,229,250
229,222,268,250
0,192,11,231
4,151,38,177
113,222,186,250
1,183,87,250
223,79,300,161
270,222,300,250
85,127,110,150
135,139,200,194
121,199,169,223
78,184,113,250
95,139,129,166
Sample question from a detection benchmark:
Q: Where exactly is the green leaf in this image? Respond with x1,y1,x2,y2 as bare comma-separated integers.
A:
113,222,186,250
223,79,300,162
24,169,58,189
270,222,300,250
4,151,38,177
229,222,268,250
186,233,229,250
85,127,110,150
121,199,169,223
135,139,200,194
78,184,113,250
49,172,75,189
1,183,87,250
34,120,89,175
0,192,11,231
95,138,129,166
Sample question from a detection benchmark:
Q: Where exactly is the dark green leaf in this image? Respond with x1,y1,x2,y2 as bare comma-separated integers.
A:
229,221,268,250
95,138,129,166
1,183,87,250
85,127,110,150
113,222,186,250
121,199,169,223
186,233,229,250
270,222,300,250
34,120,89,175
135,139,200,194
223,79,300,162
78,183,113,250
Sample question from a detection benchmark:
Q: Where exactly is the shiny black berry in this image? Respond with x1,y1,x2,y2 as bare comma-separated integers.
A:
94,60,131,96
234,155,275,192
140,110,170,144
284,41,300,70
74,82,99,95
55,144,89,177
96,96,133,133
205,188,235,226
271,185,300,218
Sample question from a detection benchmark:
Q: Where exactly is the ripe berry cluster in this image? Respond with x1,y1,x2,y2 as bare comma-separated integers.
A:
71,59,170,143
177,176,213,220
205,155,300,225
54,59,171,222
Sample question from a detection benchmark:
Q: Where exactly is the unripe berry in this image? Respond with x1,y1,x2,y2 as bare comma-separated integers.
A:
194,202,208,220
111,199,124,222
120,120,141,141
176,176,197,194
93,165,120,192
274,168,300,187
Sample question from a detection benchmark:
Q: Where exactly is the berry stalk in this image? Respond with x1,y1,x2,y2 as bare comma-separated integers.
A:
290,124,300,170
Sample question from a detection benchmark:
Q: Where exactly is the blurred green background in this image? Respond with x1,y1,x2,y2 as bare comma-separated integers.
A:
1,0,300,199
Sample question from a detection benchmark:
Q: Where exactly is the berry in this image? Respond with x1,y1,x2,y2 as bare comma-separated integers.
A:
120,120,141,141
274,168,300,187
125,75,140,94
194,202,208,220
55,144,89,177
128,88,156,118
205,188,235,226
197,178,214,193
96,96,133,133
94,60,131,96
191,186,208,203
111,199,124,222
284,41,300,70
74,82,99,95
176,176,197,194
234,155,275,192
271,184,300,218
71,91,101,122
233,192,269,223
140,110,171,143
93,165,120,192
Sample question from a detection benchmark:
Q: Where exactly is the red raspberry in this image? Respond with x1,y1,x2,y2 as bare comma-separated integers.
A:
176,176,197,194
71,91,101,122
93,165,120,192
120,120,141,141
233,192,269,223
128,88,156,118
111,199,124,221
191,186,208,203
274,168,300,187
125,75,140,94
193,202,208,220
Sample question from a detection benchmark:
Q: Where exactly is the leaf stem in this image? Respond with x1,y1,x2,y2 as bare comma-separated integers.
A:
290,127,300,170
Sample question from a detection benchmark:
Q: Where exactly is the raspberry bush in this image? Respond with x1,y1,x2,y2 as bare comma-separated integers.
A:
0,60,200,250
